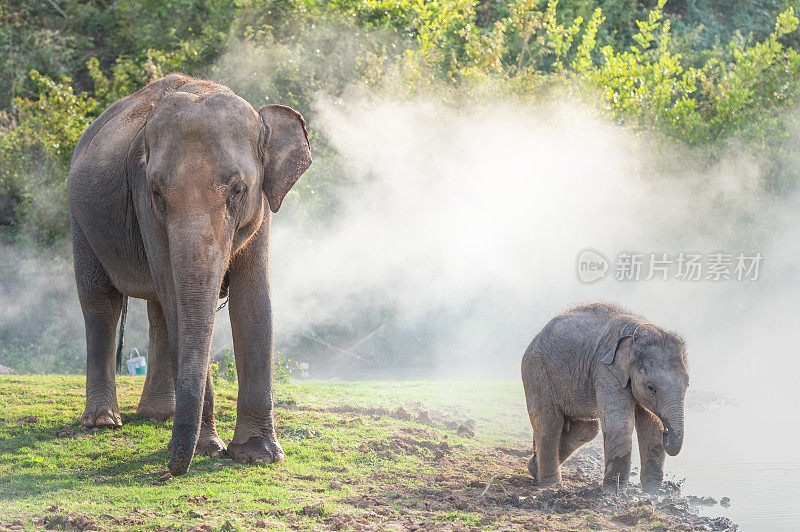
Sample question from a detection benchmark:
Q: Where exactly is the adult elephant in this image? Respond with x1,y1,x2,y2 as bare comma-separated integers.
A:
68,74,311,476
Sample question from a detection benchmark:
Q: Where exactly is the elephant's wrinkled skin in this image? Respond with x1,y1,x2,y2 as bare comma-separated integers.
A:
521,303,689,492
68,74,311,476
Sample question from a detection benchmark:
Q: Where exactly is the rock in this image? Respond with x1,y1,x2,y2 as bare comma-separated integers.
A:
457,424,475,438
720,497,731,508
686,495,717,506
0,364,14,375
329,481,343,490
41,513,101,531
394,406,412,420
252,519,282,528
301,502,325,517
417,411,434,425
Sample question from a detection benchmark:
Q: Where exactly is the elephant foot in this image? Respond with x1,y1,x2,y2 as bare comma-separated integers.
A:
603,478,628,495
603,453,631,495
227,436,285,465
195,432,226,458
536,477,561,487
641,473,664,493
136,402,174,422
81,405,122,428
527,453,538,480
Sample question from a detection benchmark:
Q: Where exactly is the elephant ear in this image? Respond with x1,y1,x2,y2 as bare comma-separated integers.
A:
601,335,633,388
258,104,312,213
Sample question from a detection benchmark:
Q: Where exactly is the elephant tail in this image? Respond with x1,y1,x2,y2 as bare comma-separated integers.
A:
116,295,129,372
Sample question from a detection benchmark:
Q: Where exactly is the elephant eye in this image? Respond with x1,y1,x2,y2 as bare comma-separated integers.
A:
151,182,162,199
646,382,657,395
230,181,246,197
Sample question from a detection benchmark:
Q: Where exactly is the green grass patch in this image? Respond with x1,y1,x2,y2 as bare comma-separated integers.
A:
0,376,531,531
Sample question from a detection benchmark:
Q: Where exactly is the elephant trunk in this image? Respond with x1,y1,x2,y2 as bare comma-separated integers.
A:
659,399,685,457
166,216,229,476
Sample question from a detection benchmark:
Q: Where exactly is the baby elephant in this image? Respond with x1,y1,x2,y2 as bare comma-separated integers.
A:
521,302,689,492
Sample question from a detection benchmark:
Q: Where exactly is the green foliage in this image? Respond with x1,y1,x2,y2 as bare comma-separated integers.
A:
0,0,232,110
2,0,800,245
455,0,800,148
222,347,237,383
0,343,84,375
584,3,800,144
0,71,97,243
275,351,305,381
668,0,799,50
211,347,237,385
581,0,702,135
211,347,301,385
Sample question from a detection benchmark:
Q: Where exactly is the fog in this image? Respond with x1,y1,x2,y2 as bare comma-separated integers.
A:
3,85,798,392
262,90,797,390
262,90,800,529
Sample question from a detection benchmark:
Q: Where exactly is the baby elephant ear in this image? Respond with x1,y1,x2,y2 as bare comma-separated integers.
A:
602,335,633,388
258,104,312,213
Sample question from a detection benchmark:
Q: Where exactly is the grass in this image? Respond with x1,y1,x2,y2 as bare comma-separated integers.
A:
0,376,534,531
0,377,720,531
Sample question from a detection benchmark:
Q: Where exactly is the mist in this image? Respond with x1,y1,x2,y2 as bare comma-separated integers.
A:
3,84,799,390
253,89,800,527
257,89,797,390
3,31,800,394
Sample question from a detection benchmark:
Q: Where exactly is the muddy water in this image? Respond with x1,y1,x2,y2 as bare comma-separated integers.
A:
660,398,800,531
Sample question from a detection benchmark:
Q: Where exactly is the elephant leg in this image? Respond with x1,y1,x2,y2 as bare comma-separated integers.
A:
194,370,226,457
74,228,123,428
635,404,666,491
559,419,599,463
532,411,564,485
137,300,175,421
526,413,538,479
225,227,284,465
167,372,225,457
599,398,635,493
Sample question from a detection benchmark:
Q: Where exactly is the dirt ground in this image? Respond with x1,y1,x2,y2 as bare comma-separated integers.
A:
276,402,738,532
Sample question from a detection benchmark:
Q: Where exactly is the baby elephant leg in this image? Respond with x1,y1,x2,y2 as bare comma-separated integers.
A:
635,404,666,491
599,403,635,493
559,419,600,463
526,413,538,479
532,412,565,485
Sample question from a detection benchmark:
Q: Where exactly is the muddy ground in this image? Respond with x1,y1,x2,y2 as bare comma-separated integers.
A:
273,402,738,532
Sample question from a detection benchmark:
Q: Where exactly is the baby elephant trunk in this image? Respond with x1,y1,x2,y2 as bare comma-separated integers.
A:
660,405,684,456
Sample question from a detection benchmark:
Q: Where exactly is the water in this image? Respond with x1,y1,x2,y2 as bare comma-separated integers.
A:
663,398,800,530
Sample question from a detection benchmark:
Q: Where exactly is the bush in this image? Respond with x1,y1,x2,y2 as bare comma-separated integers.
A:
3,1,800,246
0,71,98,244
210,347,302,385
